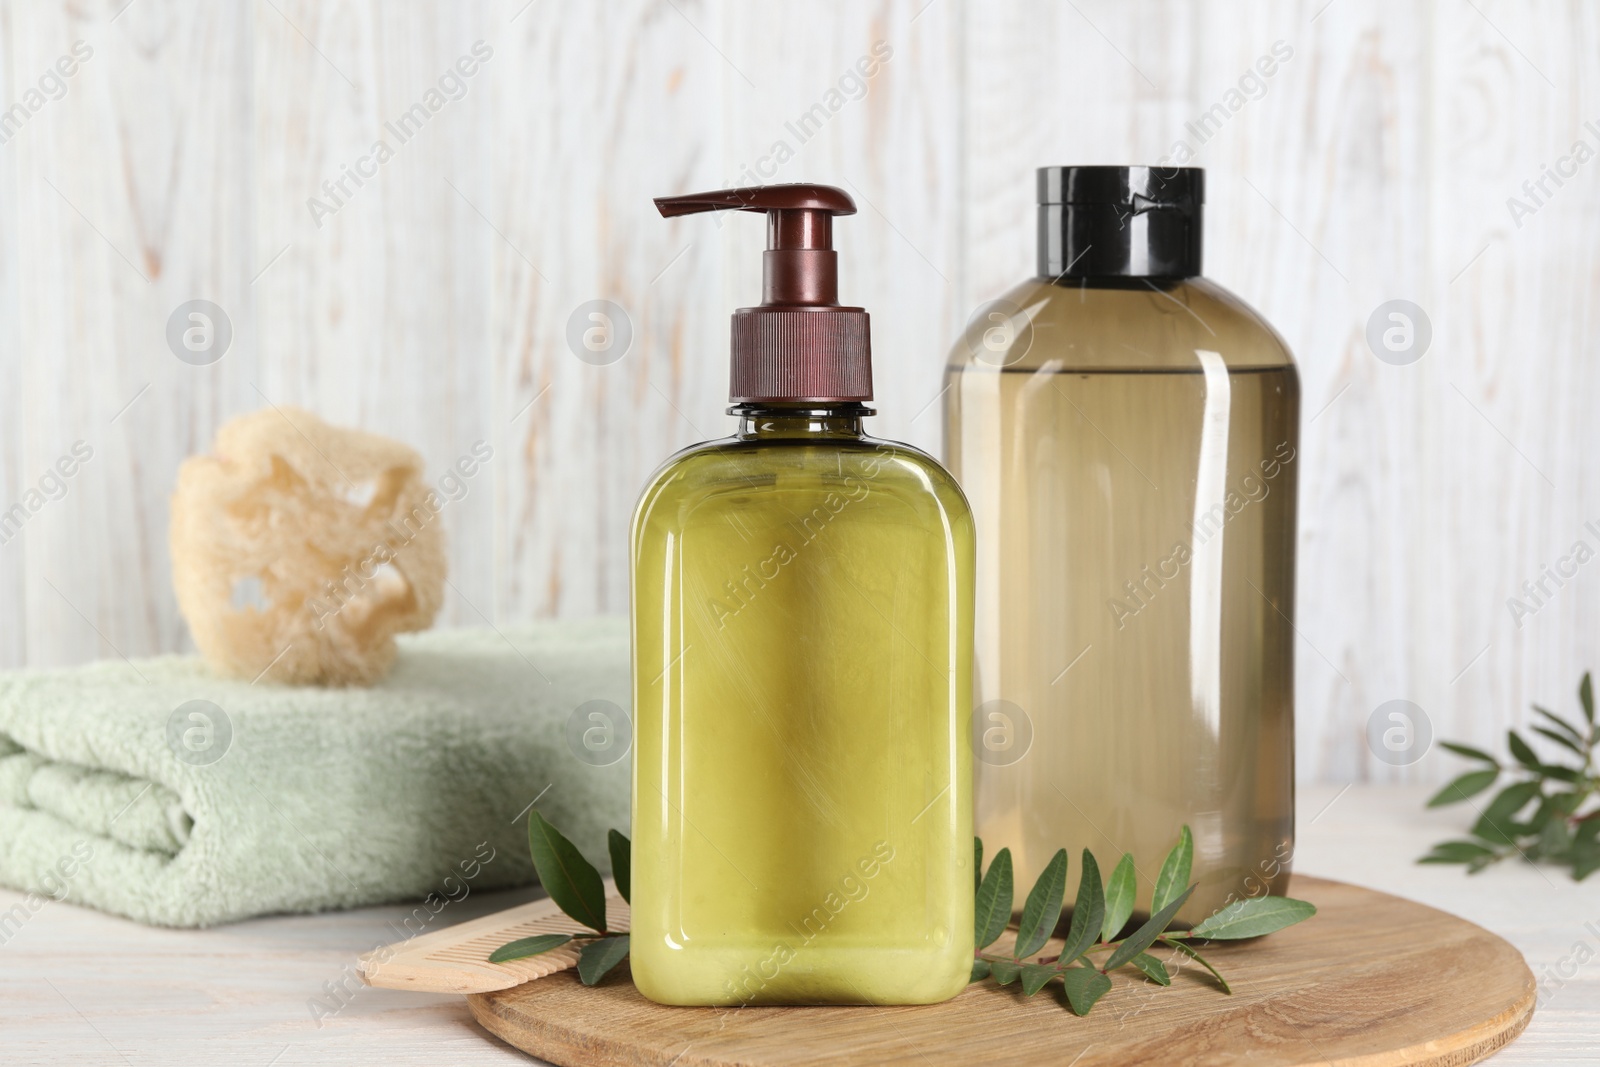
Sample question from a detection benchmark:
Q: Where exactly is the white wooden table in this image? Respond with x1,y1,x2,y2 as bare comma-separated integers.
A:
3,784,1594,1065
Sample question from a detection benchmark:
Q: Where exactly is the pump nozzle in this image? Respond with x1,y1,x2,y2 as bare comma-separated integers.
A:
655,184,856,307
654,183,872,404
653,184,855,219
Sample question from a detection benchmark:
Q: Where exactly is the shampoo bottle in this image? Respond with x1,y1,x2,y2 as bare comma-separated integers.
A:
631,184,975,1005
945,166,1298,926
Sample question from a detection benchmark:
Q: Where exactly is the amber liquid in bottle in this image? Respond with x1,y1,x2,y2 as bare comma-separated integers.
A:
946,278,1299,925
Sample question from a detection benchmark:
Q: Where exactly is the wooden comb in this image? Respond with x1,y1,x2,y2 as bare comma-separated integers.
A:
358,886,630,994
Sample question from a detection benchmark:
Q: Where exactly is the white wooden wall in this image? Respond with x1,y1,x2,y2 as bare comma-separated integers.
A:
0,0,1595,787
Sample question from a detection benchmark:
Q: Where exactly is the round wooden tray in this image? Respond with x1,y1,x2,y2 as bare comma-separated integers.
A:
467,876,1534,1067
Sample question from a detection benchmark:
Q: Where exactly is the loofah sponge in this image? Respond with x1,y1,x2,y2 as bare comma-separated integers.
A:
170,407,446,686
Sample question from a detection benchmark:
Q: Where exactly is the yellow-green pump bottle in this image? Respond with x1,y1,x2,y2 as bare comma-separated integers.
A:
630,184,974,1006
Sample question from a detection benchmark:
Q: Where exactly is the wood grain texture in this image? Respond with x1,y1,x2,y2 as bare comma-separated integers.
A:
0,0,26,667
466,875,1534,1067
10,0,255,669
490,0,727,622
254,0,497,626
1416,1,1600,783
0,0,1596,790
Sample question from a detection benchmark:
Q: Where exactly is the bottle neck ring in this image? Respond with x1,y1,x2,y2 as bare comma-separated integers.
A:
729,402,871,440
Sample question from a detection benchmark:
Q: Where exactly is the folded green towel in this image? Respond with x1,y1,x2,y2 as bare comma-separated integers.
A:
0,620,631,927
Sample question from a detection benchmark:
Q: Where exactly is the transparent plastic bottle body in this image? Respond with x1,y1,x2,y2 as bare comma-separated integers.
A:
945,278,1299,926
630,408,975,1005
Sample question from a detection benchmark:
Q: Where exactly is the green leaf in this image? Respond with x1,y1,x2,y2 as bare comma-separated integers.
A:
1058,966,1112,1016
974,838,984,894
1470,823,1519,848
969,959,991,983
1101,854,1137,942
487,933,572,964
1532,706,1586,743
576,935,631,986
1129,952,1171,986
528,811,608,934
1152,826,1193,916
1015,848,1069,959
1189,896,1316,940
1426,768,1499,807
1104,884,1195,969
1549,791,1586,817
1020,963,1058,996
1539,814,1573,860
1574,825,1600,883
1536,764,1582,784
1531,726,1586,757
1507,730,1541,770
1574,844,1600,883
974,847,1014,949
1440,741,1499,765
607,829,631,904
990,959,1022,986
1164,938,1230,994
1418,840,1496,865
1472,781,1543,844
1057,850,1104,965
1581,672,1595,726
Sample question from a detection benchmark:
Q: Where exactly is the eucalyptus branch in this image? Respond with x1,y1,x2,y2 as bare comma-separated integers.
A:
1421,671,1600,881
970,825,1317,1015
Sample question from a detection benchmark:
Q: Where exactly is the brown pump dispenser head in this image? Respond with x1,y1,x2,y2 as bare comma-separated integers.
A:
654,184,872,404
